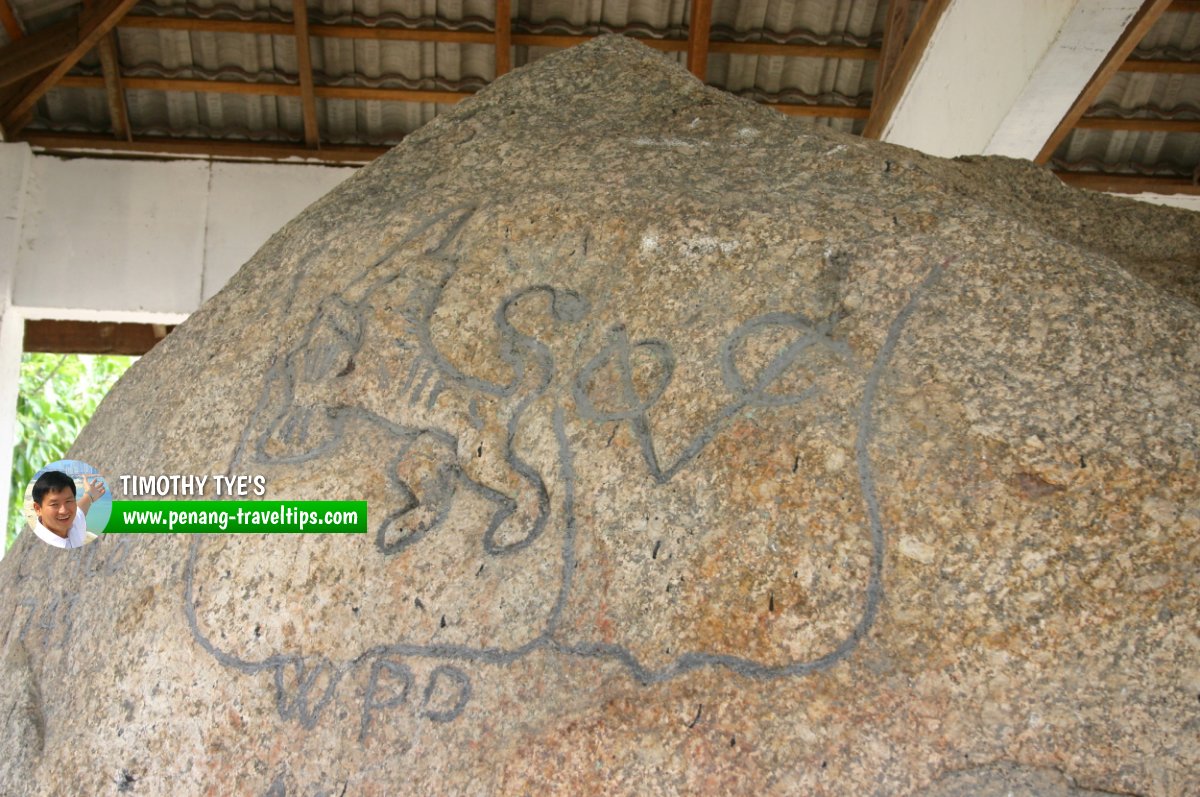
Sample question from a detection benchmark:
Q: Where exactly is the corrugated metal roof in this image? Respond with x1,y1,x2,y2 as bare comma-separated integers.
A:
24,0,883,144
1052,6,1200,181
5,0,1197,191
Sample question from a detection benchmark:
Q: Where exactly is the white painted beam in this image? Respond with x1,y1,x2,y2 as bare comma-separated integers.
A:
986,1,1146,158
880,0,1142,159
14,157,211,318
1112,193,1200,212
12,156,355,316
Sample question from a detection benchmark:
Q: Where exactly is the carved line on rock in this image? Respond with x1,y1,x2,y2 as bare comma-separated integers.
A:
853,262,947,649
421,664,473,723
571,310,850,485
188,201,947,729
225,202,476,478
360,657,413,741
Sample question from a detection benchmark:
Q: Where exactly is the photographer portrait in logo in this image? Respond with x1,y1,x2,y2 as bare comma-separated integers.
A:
24,460,112,550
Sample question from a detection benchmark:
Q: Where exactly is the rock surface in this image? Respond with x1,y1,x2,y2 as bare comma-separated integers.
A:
1,36,1198,796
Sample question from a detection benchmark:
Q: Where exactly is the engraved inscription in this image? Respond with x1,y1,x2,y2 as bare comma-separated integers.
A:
185,204,946,739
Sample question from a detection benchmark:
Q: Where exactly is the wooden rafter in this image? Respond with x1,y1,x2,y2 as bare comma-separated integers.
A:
317,86,469,104
24,319,176,356
120,16,294,36
506,35,881,59
119,15,493,42
1035,0,1175,165
0,17,75,88
1167,0,1200,11
1055,170,1200,195
291,0,319,148
1,0,141,133
875,0,912,97
1076,116,1200,133
495,0,512,77
687,0,713,80
708,41,878,59
1120,58,1200,74
513,32,668,49
60,75,293,95
95,32,130,140
862,0,952,139
0,68,48,130
0,0,23,41
20,131,388,163
57,74,472,104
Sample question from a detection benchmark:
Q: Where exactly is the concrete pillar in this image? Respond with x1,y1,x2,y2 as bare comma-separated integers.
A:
0,144,33,555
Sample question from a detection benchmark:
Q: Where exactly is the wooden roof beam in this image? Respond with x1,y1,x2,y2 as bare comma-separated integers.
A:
512,34,879,59
0,0,24,41
59,74,301,95
56,74,473,104
1035,0,1175,165
1075,116,1200,133
291,0,319,148
1119,58,1200,74
51,74,869,118
0,17,75,88
20,142,1199,202
862,0,951,139
2,0,141,132
1054,170,1200,195
119,15,493,42
20,131,389,164
707,41,878,59
24,319,175,356
769,104,870,119
875,0,912,98
95,31,131,140
687,0,713,80
0,68,48,134
495,0,512,77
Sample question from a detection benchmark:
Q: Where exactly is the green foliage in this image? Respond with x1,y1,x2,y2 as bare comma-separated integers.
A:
8,353,134,549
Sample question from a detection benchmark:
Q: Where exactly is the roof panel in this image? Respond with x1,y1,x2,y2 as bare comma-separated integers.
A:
11,0,1193,192
1051,5,1199,186
34,85,111,130
321,96,438,143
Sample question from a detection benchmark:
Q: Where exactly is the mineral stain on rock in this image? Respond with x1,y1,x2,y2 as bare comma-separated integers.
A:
0,35,1198,796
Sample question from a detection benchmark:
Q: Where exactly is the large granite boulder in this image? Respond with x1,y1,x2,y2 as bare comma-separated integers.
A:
1,36,1197,796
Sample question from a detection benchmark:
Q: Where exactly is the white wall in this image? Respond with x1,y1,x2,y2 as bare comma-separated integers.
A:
15,157,210,320
12,152,356,319
203,162,353,300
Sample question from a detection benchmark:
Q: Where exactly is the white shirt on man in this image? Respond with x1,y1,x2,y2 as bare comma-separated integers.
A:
33,507,91,549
